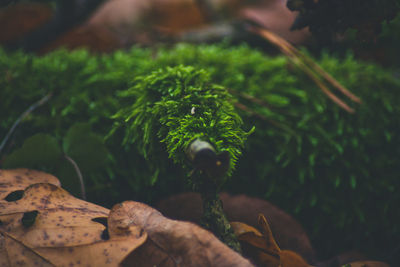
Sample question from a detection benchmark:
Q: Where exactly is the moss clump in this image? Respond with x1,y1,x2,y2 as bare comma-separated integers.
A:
111,65,251,250
112,65,253,182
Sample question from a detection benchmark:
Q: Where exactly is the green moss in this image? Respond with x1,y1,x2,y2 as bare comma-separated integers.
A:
111,65,253,181
0,44,399,261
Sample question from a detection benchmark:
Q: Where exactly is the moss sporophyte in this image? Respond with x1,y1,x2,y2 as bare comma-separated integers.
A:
112,65,254,251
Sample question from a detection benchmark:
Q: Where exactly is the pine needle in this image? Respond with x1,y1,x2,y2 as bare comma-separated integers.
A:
251,27,362,113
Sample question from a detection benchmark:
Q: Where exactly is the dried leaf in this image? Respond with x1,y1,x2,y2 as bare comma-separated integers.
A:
231,214,310,267
239,0,310,44
0,168,60,199
231,221,280,267
0,169,147,267
113,201,253,267
0,3,52,44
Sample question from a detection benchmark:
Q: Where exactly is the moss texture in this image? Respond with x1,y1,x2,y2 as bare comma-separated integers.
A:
111,65,252,181
1,44,399,261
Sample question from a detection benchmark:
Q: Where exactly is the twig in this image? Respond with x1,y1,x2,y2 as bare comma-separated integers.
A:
299,52,362,104
234,102,298,137
0,93,52,155
64,154,86,200
228,89,273,109
235,102,273,123
251,27,361,113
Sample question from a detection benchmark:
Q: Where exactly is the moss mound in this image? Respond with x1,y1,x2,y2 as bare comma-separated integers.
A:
1,44,399,261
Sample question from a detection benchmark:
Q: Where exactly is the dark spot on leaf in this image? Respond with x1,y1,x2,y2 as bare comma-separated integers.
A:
92,217,109,240
22,210,38,228
43,231,50,240
5,190,24,202
100,228,110,240
14,175,23,183
103,248,109,256
50,185,58,191
40,197,50,205
139,228,145,237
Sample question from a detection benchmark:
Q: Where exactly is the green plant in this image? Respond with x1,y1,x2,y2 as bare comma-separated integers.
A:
111,65,253,181
1,44,399,262
110,65,254,251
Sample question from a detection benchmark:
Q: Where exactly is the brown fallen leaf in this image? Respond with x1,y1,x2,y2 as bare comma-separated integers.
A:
40,25,121,54
239,0,310,44
0,170,147,267
157,192,317,263
0,3,52,44
231,221,281,267
0,168,60,199
113,201,254,267
231,214,310,267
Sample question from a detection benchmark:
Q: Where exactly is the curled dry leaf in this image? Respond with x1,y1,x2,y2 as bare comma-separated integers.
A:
231,214,310,267
0,169,147,267
113,201,253,267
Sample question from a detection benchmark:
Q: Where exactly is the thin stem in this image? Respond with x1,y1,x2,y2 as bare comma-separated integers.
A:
234,102,298,137
64,154,86,200
187,140,241,253
228,89,273,109
0,93,52,155
201,188,241,253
